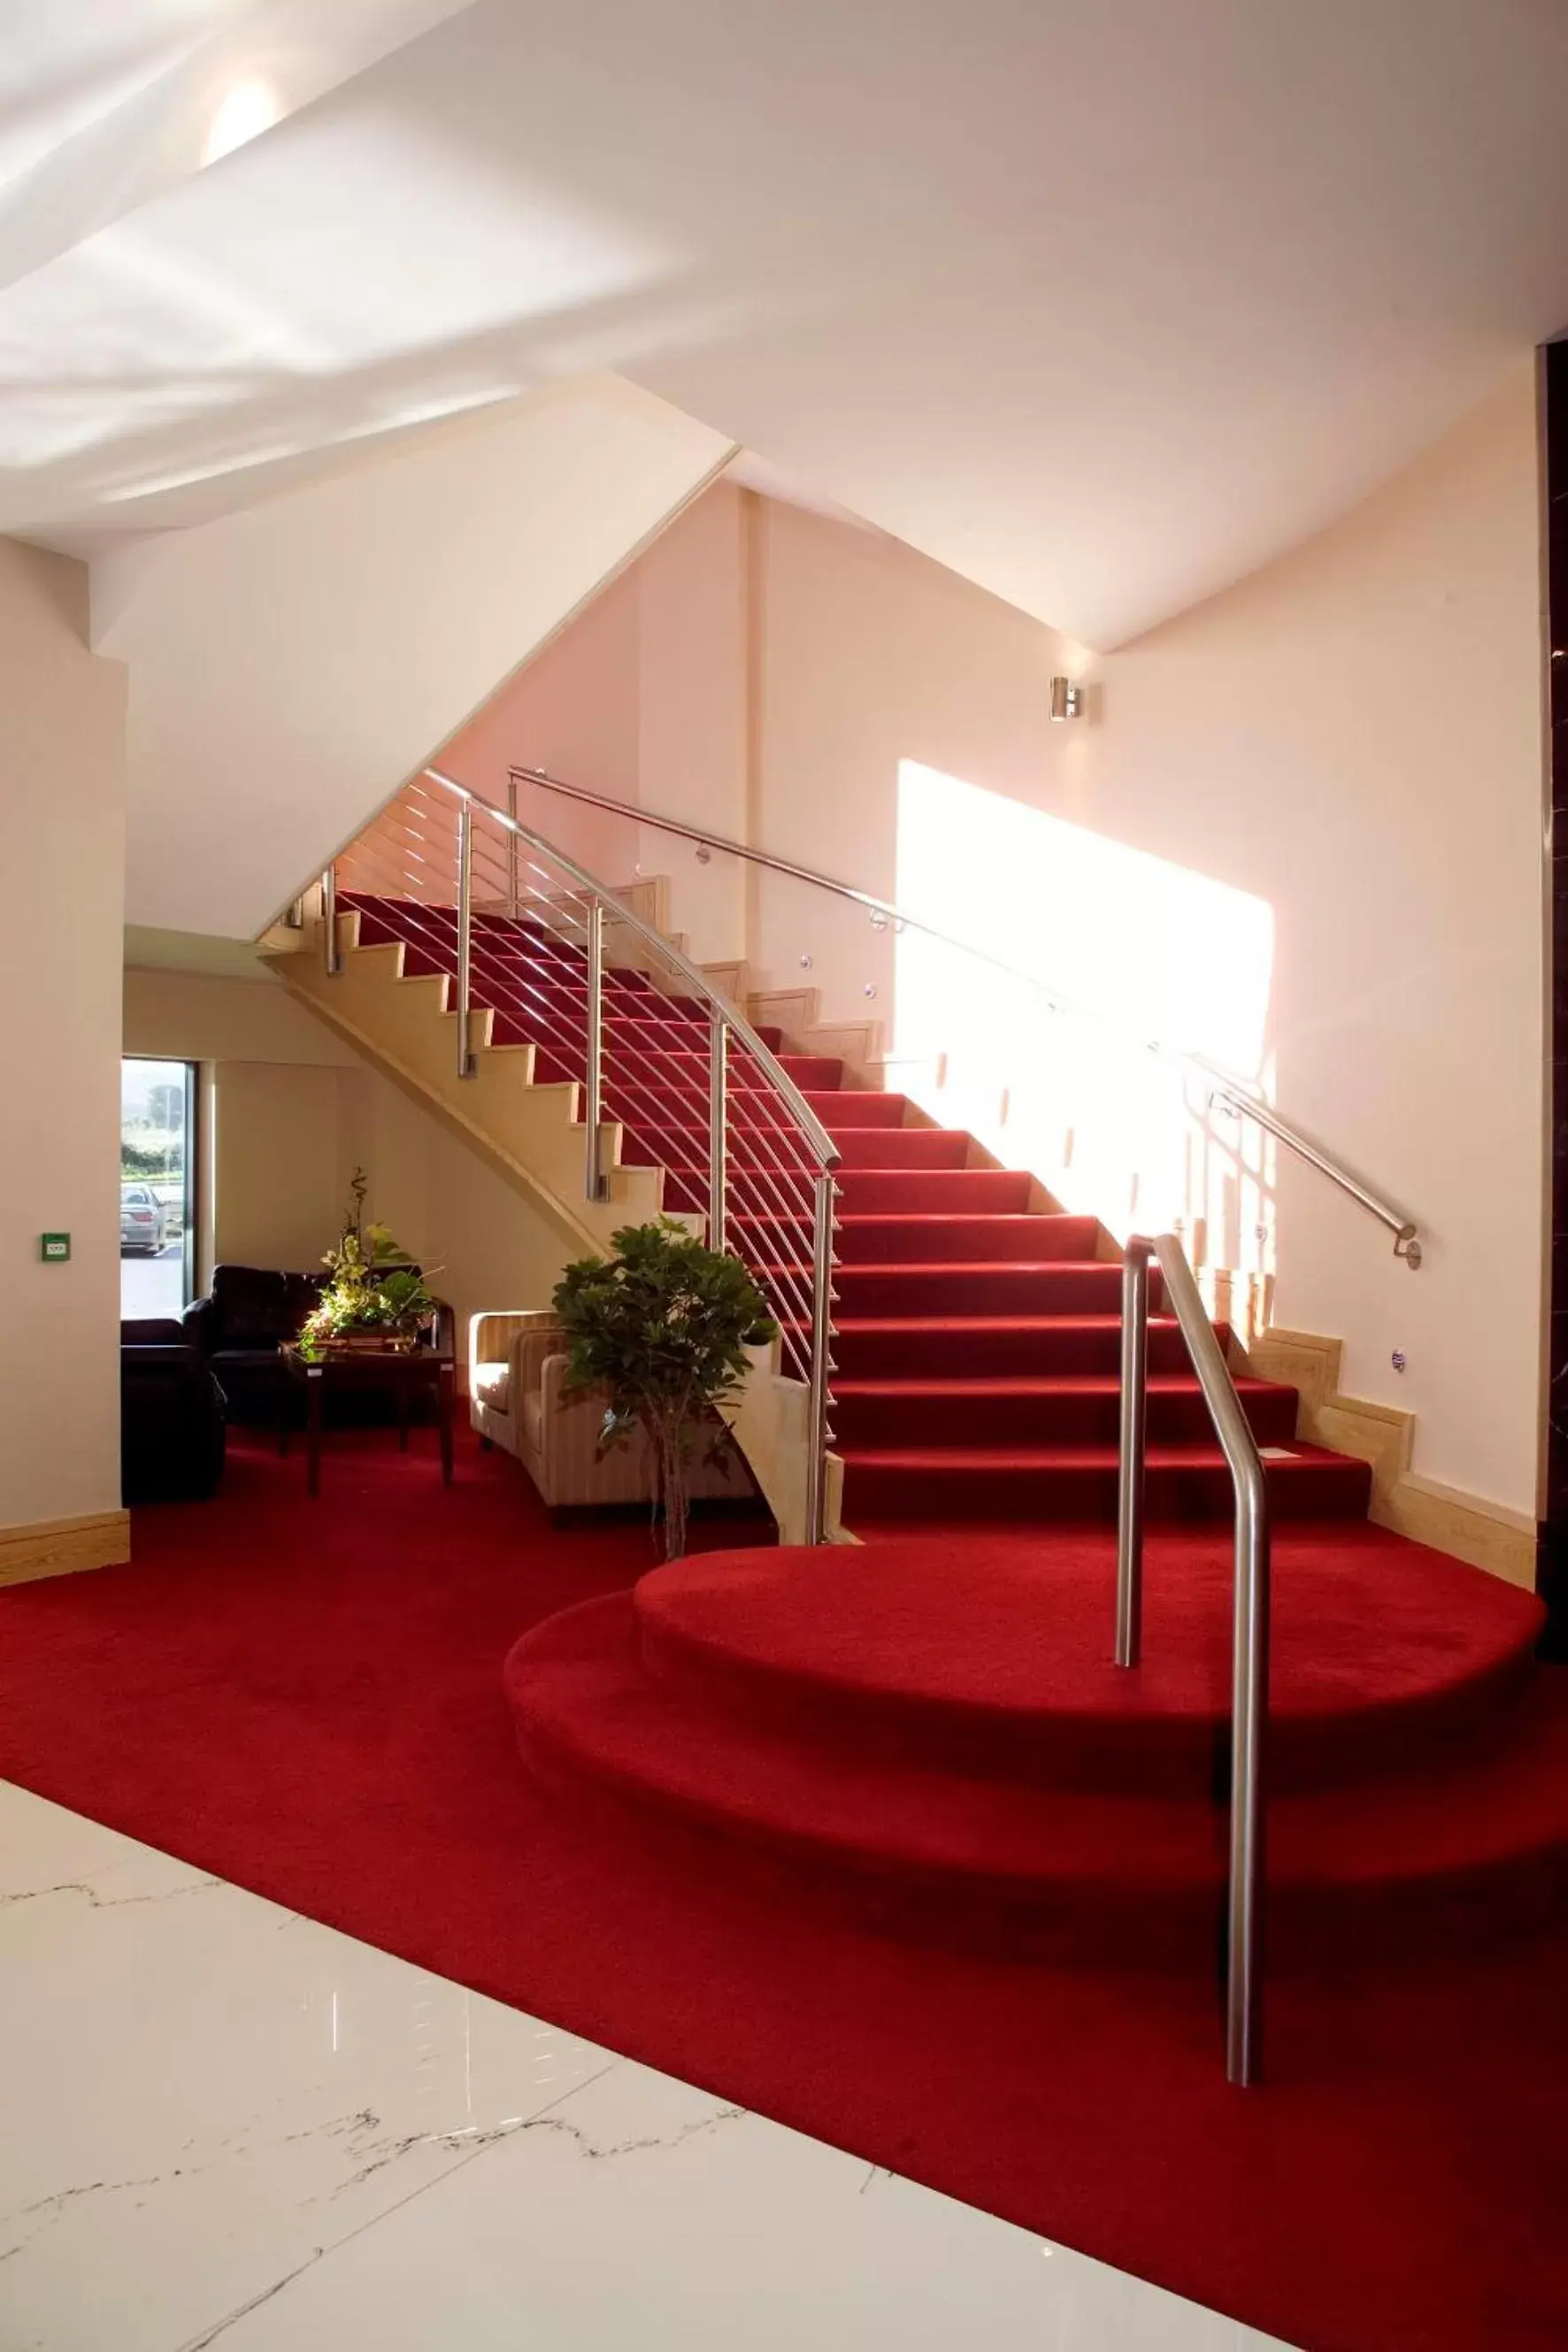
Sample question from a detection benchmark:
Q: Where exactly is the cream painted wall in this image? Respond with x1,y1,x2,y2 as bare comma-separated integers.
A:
97,372,734,940
442,559,642,888
123,966,572,1371
635,483,749,958
438,483,750,962
212,1063,364,1273
1,538,126,1533
742,494,1080,1036
1079,366,1546,1515
748,377,1546,1515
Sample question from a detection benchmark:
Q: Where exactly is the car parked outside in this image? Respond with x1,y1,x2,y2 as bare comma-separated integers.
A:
120,1184,169,1255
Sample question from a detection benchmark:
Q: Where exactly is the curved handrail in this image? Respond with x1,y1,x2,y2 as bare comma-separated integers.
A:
429,770,839,1172
1118,1233,1269,2089
508,764,1423,1268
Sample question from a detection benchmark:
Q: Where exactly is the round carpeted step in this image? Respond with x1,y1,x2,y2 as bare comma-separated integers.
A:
505,1591,1568,1970
633,1531,1543,1793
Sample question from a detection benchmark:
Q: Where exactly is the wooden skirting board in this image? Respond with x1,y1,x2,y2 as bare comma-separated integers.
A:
0,1508,130,1587
1246,1326,1536,1589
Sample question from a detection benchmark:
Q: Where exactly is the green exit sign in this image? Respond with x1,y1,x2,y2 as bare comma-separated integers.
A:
40,1233,70,1262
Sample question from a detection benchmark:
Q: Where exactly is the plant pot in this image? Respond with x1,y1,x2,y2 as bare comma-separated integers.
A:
319,1331,417,1356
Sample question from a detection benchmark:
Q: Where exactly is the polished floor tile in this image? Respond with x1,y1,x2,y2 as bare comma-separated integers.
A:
0,1780,1294,2350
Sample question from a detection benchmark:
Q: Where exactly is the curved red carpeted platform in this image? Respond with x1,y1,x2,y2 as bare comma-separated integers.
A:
634,1528,1543,1787
505,1530,1568,1966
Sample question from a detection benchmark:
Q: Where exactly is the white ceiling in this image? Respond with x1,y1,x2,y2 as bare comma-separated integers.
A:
7,0,1568,646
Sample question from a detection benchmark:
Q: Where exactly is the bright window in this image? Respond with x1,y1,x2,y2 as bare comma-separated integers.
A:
120,1059,196,1324
894,762,1277,1257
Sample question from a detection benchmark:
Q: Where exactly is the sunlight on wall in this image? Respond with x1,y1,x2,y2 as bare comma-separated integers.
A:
894,763,1278,1278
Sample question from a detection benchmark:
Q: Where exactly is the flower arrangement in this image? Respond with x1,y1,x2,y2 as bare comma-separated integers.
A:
298,1171,440,1358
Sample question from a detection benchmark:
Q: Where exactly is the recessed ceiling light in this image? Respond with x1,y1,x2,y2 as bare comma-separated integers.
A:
204,81,279,165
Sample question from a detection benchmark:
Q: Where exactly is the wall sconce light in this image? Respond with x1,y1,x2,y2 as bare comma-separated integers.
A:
1049,676,1083,722
204,80,280,165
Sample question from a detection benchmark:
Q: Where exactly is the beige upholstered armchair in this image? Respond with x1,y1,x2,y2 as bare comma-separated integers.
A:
468,1311,750,1512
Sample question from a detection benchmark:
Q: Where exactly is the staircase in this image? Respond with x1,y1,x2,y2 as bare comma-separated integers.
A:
275,858,1375,1540
268,780,1568,2093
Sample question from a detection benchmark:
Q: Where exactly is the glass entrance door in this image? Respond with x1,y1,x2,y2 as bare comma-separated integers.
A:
120,1058,196,1323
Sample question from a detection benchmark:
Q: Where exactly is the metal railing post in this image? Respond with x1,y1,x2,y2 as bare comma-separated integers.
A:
456,802,476,1078
1115,1238,1151,1667
584,898,609,1201
709,1005,729,1253
805,1167,837,1544
1152,1234,1270,2088
321,865,342,975
1226,1448,1270,2088
506,774,519,919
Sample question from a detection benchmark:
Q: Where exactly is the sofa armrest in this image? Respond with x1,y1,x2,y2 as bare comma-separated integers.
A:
182,1295,218,1356
515,1325,571,1404
469,1308,556,1382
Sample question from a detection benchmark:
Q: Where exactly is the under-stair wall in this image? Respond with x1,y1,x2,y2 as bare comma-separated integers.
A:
268,891,844,1548
97,372,734,942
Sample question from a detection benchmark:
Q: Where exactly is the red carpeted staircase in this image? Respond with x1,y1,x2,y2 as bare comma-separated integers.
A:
342,890,1372,1534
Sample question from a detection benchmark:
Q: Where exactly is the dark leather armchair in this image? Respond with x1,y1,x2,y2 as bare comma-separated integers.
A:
182,1266,327,1424
120,1318,227,1503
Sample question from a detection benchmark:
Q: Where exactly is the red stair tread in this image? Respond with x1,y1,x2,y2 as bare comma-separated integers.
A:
831,1374,1302,1450
827,1315,1207,1376
832,1372,1294,1403
836,1437,1363,1475
507,1593,1568,1964
837,1441,1373,1524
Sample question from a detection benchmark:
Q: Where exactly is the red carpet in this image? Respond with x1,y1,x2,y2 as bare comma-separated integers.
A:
3,1430,1567,2350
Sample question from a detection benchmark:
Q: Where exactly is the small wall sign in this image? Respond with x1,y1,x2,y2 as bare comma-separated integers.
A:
40,1233,70,1262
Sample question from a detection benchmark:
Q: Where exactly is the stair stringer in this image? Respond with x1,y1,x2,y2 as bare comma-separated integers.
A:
266,917,842,1544
699,960,882,1089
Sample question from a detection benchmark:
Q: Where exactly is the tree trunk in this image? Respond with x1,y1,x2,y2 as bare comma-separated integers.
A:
654,1413,689,1561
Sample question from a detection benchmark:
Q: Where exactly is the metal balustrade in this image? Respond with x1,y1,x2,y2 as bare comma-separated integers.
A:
324,767,841,1545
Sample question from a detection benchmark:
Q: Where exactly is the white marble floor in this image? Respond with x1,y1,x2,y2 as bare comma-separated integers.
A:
0,1779,1295,2351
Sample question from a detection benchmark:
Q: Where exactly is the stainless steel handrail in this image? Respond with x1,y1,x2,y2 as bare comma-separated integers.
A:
448,772,840,1169
1116,1233,1269,2089
510,765,1422,1268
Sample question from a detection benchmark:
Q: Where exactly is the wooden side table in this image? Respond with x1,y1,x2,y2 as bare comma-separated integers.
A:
281,1347,455,1495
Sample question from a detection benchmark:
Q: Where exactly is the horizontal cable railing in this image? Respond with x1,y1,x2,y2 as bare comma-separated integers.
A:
508,765,1423,1271
327,769,841,1543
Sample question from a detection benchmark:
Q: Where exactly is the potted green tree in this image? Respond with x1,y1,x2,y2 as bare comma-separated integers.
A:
299,1171,441,1358
552,1217,777,1559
